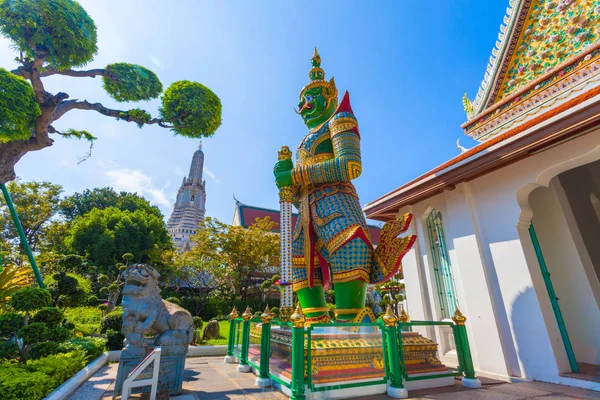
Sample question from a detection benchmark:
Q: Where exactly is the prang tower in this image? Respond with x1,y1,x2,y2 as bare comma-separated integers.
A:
167,142,207,251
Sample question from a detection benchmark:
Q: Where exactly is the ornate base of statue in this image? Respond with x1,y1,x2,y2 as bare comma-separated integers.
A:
115,344,188,397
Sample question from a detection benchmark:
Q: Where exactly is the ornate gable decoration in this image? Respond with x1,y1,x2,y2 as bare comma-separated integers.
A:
462,0,600,142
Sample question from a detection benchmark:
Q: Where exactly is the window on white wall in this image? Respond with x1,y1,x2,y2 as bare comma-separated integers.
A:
426,209,458,319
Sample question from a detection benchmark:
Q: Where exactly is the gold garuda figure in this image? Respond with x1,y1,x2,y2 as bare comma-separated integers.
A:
273,49,416,323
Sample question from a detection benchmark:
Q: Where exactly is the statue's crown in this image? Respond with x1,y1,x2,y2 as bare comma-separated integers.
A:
299,48,338,102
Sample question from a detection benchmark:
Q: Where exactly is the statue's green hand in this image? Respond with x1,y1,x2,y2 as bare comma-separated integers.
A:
275,169,293,189
273,158,293,172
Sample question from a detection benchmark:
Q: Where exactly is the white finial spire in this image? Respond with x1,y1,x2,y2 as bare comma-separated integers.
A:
198,140,203,150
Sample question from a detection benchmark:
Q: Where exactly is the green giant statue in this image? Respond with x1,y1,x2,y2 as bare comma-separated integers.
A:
274,49,416,324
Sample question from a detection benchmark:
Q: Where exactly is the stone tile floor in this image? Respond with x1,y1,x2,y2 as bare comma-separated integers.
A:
69,356,600,400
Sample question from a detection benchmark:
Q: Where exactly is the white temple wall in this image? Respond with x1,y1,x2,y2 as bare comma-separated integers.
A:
399,128,600,384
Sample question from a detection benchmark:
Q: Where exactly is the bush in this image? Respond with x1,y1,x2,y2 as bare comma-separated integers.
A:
0,341,19,360
32,307,64,329
165,297,182,306
9,287,51,312
0,312,24,337
100,310,122,334
29,341,61,359
65,337,106,361
64,306,103,335
105,329,124,350
86,295,99,306
0,351,88,400
193,316,203,330
19,323,47,344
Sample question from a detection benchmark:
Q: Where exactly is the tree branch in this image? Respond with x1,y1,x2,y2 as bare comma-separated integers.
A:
54,100,168,128
39,68,106,78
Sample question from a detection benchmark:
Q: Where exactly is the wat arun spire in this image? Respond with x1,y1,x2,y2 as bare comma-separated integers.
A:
167,141,207,251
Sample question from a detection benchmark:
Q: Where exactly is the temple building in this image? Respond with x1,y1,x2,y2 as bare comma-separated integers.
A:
167,142,207,251
364,0,600,389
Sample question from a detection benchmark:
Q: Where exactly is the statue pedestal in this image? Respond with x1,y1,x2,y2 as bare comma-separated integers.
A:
115,344,188,397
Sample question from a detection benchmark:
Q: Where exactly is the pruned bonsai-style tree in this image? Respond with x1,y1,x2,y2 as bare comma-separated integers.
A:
0,0,222,183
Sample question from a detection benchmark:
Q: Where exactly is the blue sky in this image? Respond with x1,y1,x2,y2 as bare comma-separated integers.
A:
0,0,508,224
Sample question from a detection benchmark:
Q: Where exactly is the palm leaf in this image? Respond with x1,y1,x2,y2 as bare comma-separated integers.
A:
0,264,33,313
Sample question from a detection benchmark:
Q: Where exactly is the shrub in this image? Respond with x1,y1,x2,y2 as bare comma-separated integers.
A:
105,329,124,350
29,341,61,359
193,316,203,330
165,297,182,306
9,287,51,312
100,310,122,333
64,306,103,335
0,341,19,360
65,337,106,361
32,307,64,329
86,295,99,306
19,322,47,344
0,351,88,399
0,312,24,337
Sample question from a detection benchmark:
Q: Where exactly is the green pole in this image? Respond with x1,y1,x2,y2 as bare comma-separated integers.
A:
237,308,252,372
256,306,273,387
0,183,44,288
225,307,239,363
382,305,407,398
452,309,481,388
289,304,306,400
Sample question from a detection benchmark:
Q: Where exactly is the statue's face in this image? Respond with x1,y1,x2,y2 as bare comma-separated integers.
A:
298,87,335,129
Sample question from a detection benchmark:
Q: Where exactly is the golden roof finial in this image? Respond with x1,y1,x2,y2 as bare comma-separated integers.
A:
229,306,239,320
300,48,338,102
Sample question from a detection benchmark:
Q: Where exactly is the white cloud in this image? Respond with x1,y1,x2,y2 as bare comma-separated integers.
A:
105,168,171,207
204,167,220,183
149,55,164,70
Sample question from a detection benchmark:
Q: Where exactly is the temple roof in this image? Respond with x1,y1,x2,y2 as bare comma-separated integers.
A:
465,0,599,120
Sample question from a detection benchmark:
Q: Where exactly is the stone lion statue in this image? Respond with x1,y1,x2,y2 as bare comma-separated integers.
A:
121,264,194,348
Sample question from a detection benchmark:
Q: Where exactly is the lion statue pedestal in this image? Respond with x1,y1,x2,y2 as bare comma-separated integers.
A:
114,264,194,398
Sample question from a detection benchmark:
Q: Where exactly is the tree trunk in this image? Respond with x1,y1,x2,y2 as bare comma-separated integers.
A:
0,136,53,184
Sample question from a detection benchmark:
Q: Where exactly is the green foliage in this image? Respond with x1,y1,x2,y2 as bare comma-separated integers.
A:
19,322,47,344
0,340,18,359
97,274,108,284
270,307,279,316
62,129,97,142
0,351,87,400
0,0,97,69
59,187,163,222
100,309,122,334
63,306,102,336
9,287,51,312
28,341,60,359
65,206,172,268
122,253,134,262
193,316,203,330
105,329,124,350
166,296,182,306
103,63,162,102
0,68,40,143
86,295,98,306
63,337,106,361
0,181,63,254
46,272,87,307
0,312,24,337
125,108,153,128
32,307,63,329
160,80,222,138
0,264,31,312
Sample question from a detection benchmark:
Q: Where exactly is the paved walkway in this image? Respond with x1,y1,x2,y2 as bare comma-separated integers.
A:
69,356,600,400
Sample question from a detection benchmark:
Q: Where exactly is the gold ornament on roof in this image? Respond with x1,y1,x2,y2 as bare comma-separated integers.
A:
290,303,306,328
299,47,338,104
462,93,474,117
242,306,253,322
382,304,398,327
452,308,467,326
229,306,239,320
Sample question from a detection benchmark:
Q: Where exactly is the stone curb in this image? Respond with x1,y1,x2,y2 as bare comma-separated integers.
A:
44,346,228,399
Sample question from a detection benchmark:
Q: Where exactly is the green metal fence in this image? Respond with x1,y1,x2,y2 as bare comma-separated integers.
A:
226,307,479,399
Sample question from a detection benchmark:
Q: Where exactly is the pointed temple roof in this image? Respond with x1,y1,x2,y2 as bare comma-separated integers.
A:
364,0,600,221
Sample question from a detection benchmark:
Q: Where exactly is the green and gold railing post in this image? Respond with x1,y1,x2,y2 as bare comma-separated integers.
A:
0,183,44,288
383,305,408,399
224,307,239,363
290,304,306,400
237,306,253,373
452,309,482,388
255,305,273,388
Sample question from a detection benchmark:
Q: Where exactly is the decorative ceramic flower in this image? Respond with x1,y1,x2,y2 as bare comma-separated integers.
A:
584,54,592,61
550,34,560,42
567,25,578,35
530,62,540,71
545,1,556,10
575,32,588,42
595,5,600,14
527,49,536,57
540,50,551,59
507,79,516,87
